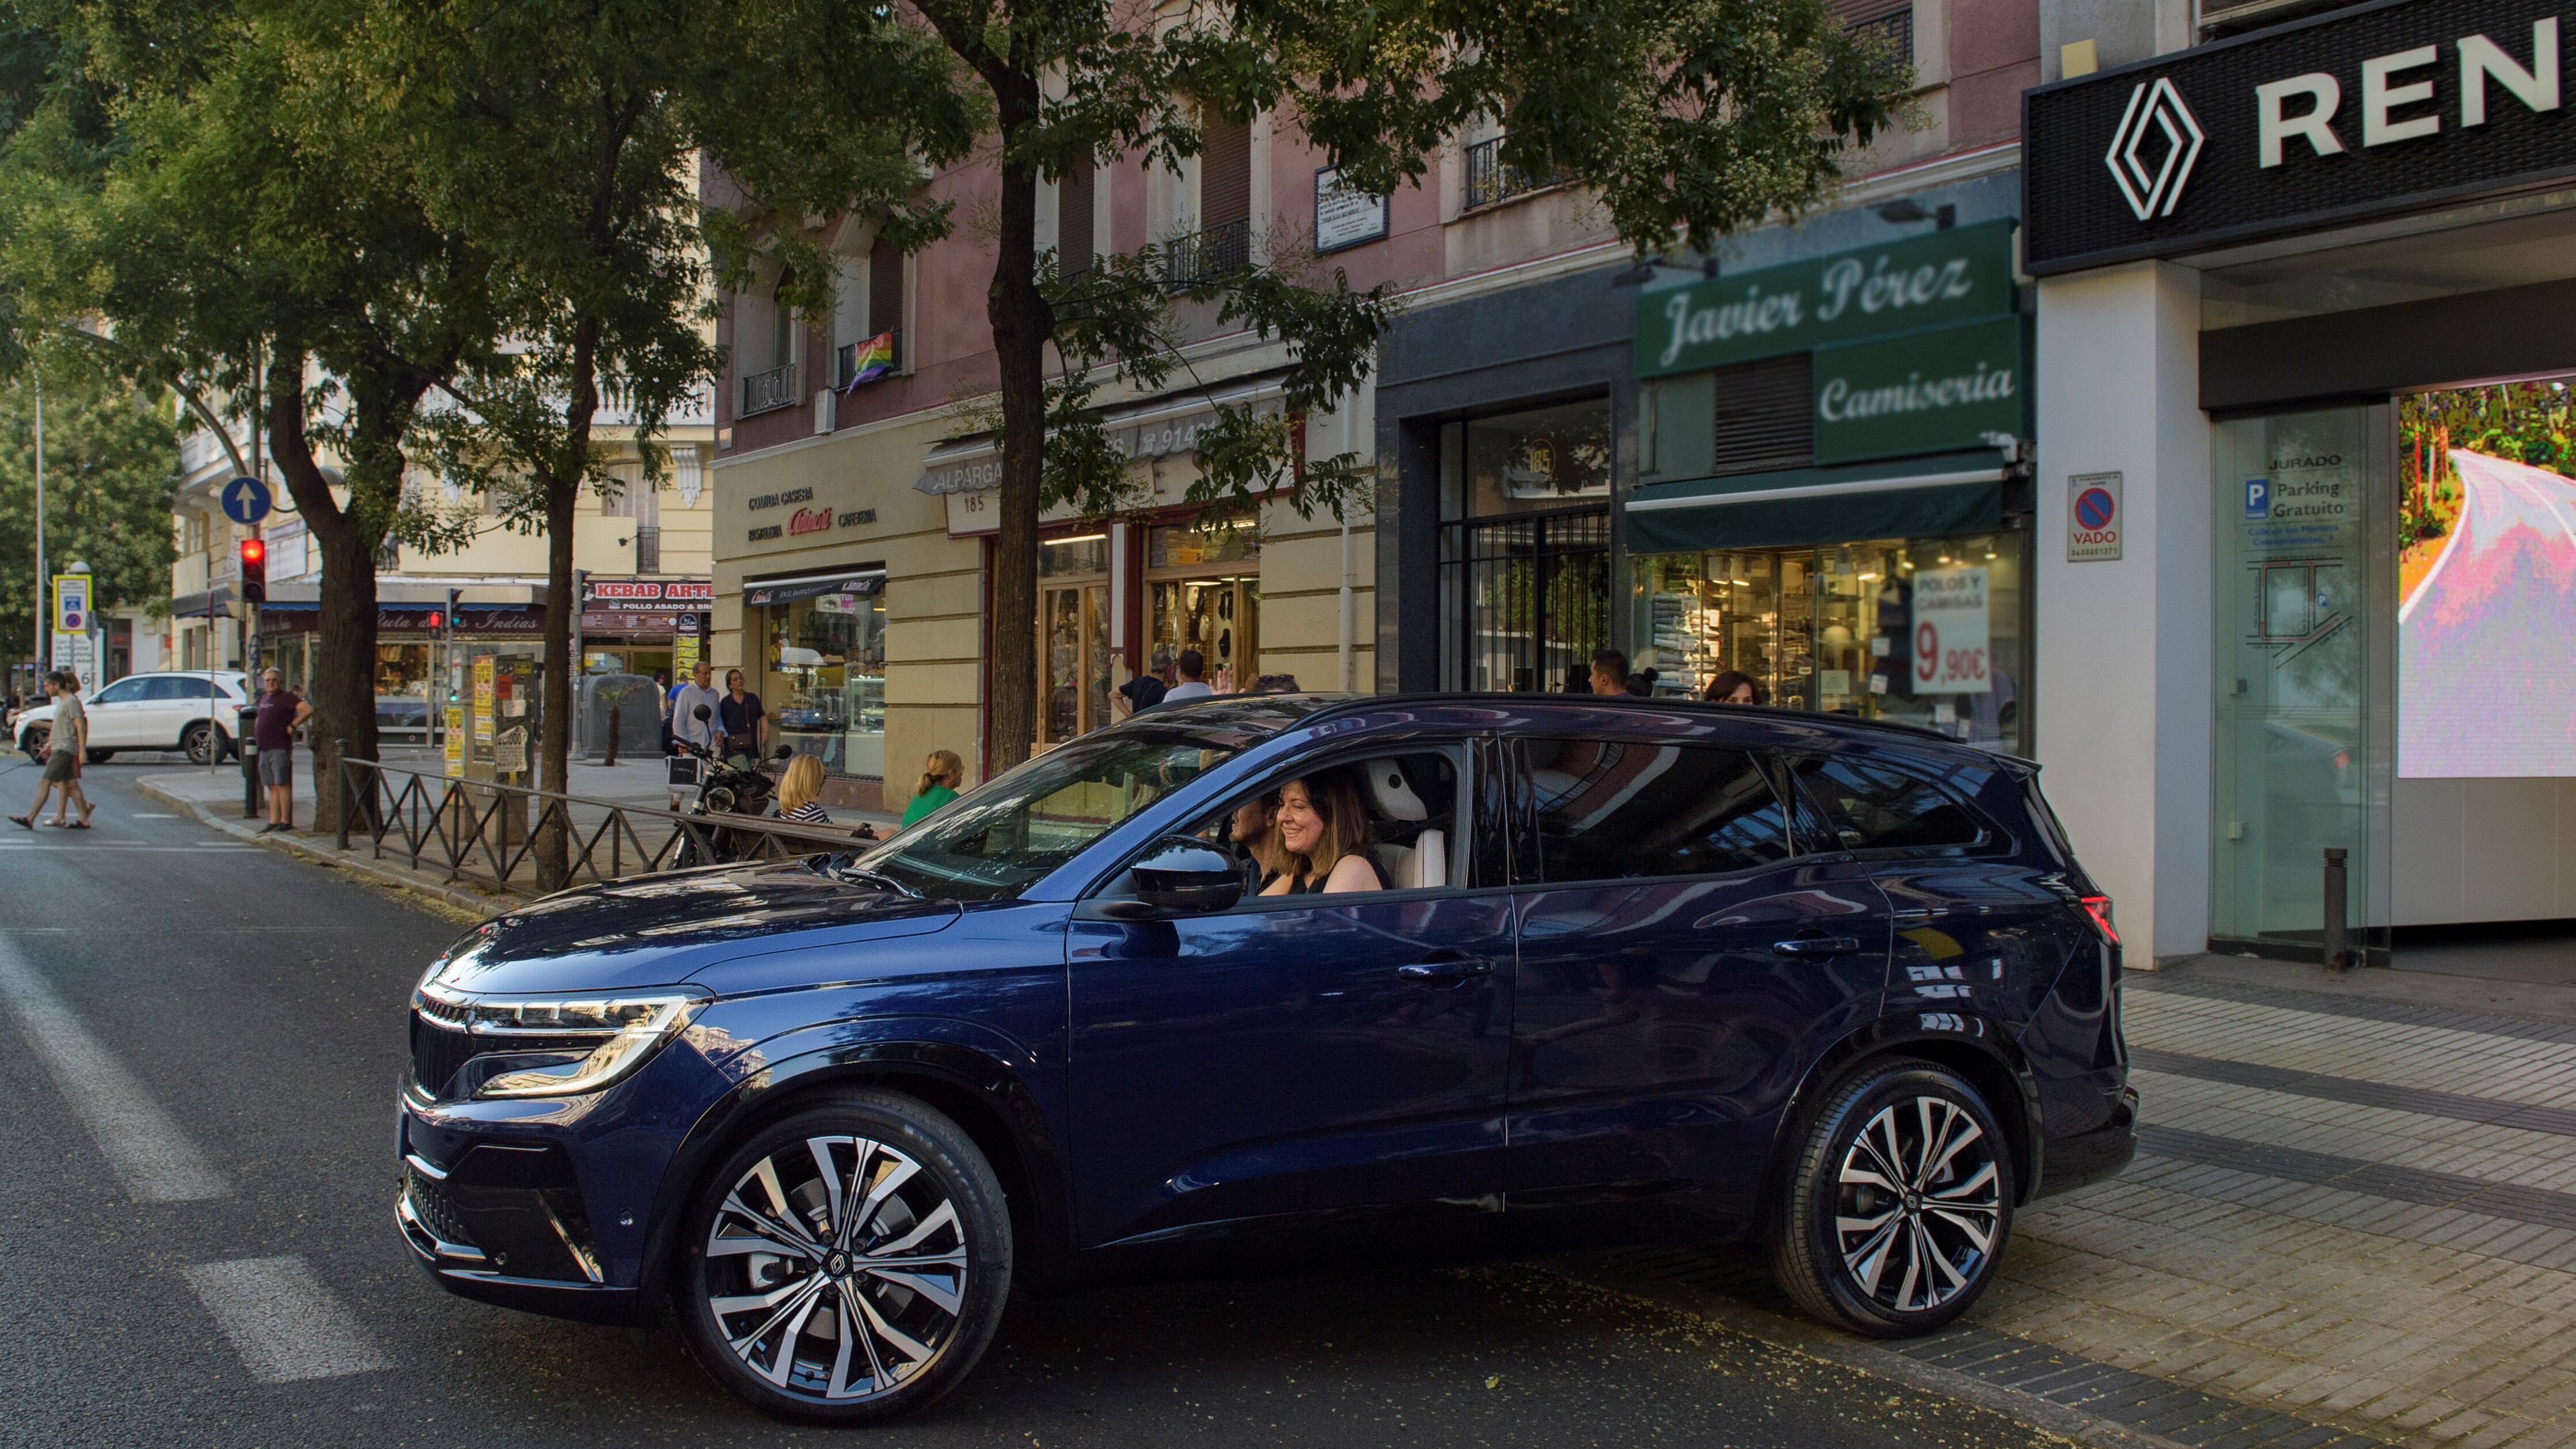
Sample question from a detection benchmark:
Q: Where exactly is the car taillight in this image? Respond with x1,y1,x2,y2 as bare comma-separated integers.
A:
2080,894,2119,947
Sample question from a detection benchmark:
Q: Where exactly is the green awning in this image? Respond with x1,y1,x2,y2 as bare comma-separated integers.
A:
1625,449,2011,555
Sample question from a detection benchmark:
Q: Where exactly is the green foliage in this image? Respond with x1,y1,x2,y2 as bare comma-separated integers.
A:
2400,383,2576,549
0,355,178,659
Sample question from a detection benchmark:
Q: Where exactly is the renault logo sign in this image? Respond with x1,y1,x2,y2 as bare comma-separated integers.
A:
2104,78,2205,221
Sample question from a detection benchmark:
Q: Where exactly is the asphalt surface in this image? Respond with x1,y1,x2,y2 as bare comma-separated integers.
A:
0,761,2069,1449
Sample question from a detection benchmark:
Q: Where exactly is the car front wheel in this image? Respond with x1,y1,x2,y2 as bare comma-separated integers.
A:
675,1090,1011,1425
1772,1060,2013,1337
181,722,220,765
85,748,114,765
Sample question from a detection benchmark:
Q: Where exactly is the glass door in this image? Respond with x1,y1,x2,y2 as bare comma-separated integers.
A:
1039,583,1110,746
2210,405,2395,960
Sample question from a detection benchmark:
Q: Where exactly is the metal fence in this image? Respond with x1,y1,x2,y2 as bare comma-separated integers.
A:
333,753,878,900
1461,136,1566,211
1164,218,1252,289
739,362,799,417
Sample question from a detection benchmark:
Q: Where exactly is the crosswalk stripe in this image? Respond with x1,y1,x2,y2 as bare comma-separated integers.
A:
181,1256,390,1383
0,937,229,1201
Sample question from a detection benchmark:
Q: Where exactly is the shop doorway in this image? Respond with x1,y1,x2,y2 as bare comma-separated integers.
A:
1036,534,1112,749
2212,386,2576,980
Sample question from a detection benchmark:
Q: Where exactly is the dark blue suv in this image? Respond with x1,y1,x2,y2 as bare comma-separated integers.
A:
398,695,2133,1424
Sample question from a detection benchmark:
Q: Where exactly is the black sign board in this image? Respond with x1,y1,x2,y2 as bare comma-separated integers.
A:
2024,0,2575,275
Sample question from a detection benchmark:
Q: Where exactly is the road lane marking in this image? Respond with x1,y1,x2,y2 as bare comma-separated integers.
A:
131,812,180,818
181,1256,390,1383
0,937,230,1201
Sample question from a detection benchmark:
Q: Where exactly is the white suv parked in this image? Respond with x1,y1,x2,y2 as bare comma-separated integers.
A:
14,671,251,765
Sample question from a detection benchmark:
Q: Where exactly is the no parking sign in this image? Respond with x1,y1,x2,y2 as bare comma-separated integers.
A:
2068,472,2122,562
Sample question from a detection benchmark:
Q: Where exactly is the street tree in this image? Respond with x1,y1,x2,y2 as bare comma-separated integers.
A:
819,0,1906,773
345,0,972,883
0,0,501,823
0,354,178,665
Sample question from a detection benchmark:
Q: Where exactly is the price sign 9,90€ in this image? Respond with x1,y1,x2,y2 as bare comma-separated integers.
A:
1910,566,1992,695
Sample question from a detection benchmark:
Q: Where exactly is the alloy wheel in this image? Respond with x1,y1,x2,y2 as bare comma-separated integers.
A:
1833,1095,2003,1315
700,1134,971,1404
183,723,215,765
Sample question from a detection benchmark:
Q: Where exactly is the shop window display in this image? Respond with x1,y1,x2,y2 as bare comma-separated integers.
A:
1631,534,2027,752
762,590,887,777
1039,536,1112,746
1148,523,1258,693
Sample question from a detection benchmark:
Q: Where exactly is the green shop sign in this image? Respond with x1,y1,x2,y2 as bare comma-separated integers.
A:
1813,316,2027,464
1635,219,2017,380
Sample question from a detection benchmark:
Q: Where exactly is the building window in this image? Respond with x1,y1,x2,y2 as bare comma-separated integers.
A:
1059,158,1096,280
758,587,887,778
1710,354,1815,476
1630,532,2028,753
739,267,801,417
1441,396,1614,692
1167,113,1252,288
1036,534,1112,748
1461,134,1567,211
1834,0,1913,65
1148,522,1260,693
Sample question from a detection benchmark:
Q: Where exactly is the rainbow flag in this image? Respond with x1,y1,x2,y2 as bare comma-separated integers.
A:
843,331,895,390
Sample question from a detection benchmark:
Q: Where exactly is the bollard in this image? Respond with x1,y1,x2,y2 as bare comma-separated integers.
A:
2322,847,2350,970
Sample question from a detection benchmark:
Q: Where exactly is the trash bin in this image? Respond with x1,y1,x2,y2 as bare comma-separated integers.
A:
239,704,260,819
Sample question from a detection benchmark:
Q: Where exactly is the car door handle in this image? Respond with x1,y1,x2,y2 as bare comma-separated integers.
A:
1397,951,1494,983
1776,936,1863,956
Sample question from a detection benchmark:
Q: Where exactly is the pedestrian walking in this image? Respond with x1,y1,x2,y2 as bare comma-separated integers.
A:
901,750,965,828
667,660,723,809
11,671,92,829
253,667,313,833
1589,649,1631,696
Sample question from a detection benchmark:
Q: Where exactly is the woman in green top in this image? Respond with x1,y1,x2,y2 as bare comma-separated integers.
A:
900,749,965,828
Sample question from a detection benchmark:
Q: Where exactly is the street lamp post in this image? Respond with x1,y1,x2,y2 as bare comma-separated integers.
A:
31,372,44,682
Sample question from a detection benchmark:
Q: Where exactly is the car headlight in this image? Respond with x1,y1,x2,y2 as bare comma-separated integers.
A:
416,984,708,1099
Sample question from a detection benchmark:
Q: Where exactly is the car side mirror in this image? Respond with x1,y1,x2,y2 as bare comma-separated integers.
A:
1122,834,1242,915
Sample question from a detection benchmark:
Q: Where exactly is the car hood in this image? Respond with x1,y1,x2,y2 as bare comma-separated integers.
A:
420,860,963,996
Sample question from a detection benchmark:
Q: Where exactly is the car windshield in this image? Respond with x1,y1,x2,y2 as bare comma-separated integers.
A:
851,730,1245,901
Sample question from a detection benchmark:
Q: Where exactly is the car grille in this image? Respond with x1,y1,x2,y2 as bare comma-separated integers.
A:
405,1169,476,1249
407,1012,599,1099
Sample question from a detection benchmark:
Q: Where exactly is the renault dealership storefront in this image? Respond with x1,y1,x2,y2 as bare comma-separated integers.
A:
2024,0,2576,966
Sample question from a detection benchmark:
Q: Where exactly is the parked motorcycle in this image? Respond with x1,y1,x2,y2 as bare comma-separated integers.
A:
670,705,792,868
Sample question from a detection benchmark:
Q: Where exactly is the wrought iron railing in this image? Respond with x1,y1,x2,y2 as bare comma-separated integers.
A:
633,523,660,574
1163,218,1252,289
334,752,878,899
1846,5,1913,63
833,329,902,389
739,362,799,417
1461,135,1566,211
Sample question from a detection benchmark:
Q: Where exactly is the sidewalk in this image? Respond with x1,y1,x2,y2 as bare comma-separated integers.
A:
138,746,901,917
1572,956,2576,1449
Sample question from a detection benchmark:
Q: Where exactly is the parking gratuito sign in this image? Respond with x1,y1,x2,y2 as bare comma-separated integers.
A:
1911,566,1992,694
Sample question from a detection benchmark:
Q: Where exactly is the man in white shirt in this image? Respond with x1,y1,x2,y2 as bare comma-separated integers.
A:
1161,649,1215,704
667,659,725,807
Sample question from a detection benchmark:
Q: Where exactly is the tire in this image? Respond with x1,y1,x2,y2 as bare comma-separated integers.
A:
673,1090,1012,1425
181,722,217,765
1772,1060,2013,1337
85,749,114,765
21,727,47,763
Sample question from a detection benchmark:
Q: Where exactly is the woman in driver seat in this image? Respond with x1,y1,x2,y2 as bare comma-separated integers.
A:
1259,772,1390,896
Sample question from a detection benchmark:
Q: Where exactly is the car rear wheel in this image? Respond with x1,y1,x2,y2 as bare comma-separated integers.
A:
675,1091,1010,1425
1772,1060,2012,1337
21,727,47,762
85,748,114,765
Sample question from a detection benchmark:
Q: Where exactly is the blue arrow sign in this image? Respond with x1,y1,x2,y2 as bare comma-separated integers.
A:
220,475,272,526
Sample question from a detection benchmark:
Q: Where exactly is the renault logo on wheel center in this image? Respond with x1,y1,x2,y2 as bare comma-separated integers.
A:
2104,77,2204,222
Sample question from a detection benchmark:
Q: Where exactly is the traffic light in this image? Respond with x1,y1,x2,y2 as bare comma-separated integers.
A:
238,537,267,605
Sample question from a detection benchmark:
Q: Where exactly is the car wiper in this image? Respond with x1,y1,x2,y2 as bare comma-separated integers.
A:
835,865,925,900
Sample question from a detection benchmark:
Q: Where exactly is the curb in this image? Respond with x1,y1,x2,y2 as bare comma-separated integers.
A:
1547,1258,2195,1449
135,778,506,923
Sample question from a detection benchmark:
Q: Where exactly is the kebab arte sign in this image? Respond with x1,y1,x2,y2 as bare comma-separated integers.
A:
579,576,712,633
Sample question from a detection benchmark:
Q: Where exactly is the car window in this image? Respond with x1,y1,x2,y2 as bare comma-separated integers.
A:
1523,738,1795,883
1787,753,1985,853
184,677,219,698
857,731,1240,901
90,678,150,704
142,677,191,701
1177,749,1465,899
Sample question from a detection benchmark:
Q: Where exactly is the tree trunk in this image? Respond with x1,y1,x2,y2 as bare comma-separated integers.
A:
535,318,601,891
985,88,1053,776
265,350,382,834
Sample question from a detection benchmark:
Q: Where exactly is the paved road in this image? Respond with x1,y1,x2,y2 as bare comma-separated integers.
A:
0,764,2056,1449
2399,449,2576,776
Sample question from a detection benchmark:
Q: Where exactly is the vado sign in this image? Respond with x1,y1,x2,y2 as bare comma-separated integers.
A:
2026,1,2575,274
1635,220,2016,379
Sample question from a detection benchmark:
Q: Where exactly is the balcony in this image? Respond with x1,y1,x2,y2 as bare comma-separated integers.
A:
739,362,800,418
1461,135,1567,212
833,329,903,390
1845,4,1913,64
1163,219,1251,290
634,524,661,575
